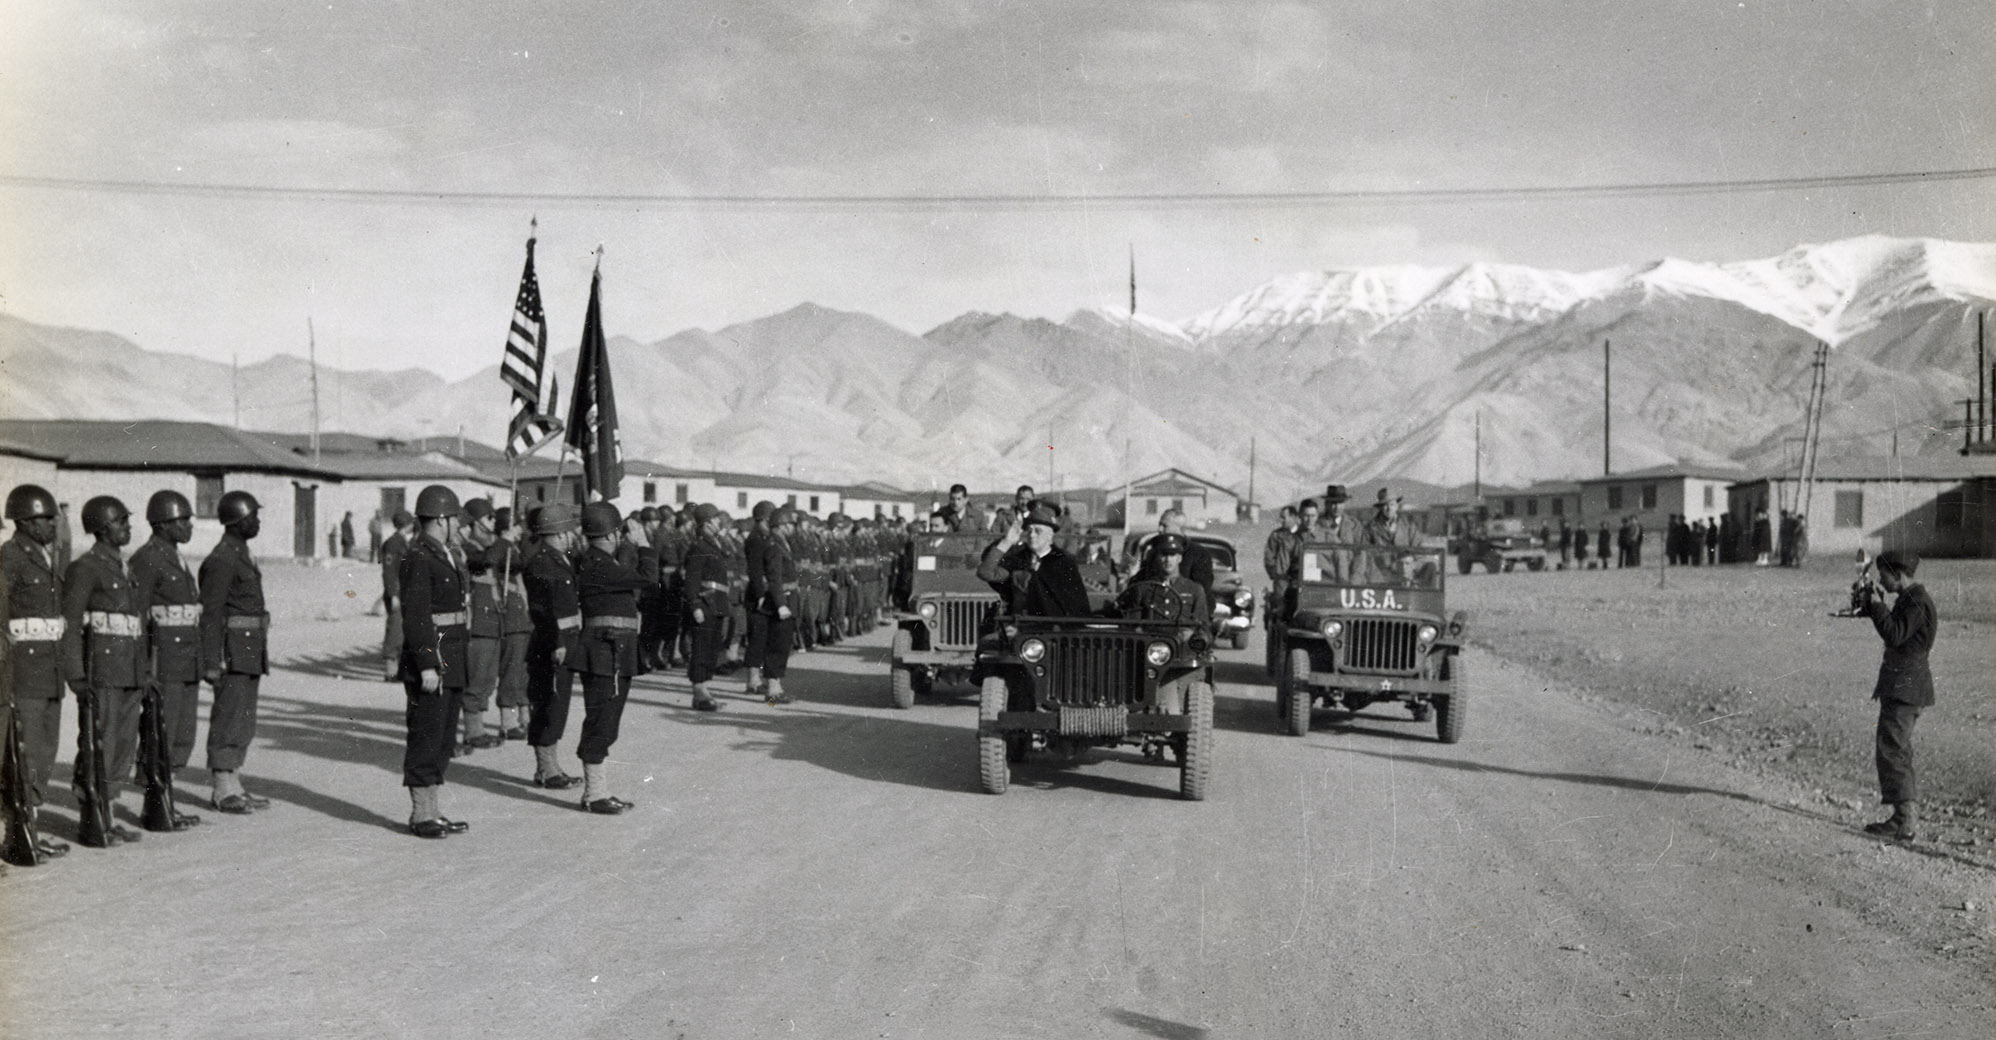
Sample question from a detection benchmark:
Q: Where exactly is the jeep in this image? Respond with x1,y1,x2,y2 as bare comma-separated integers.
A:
889,530,1119,709
972,578,1215,800
1272,542,1469,743
1449,515,1547,574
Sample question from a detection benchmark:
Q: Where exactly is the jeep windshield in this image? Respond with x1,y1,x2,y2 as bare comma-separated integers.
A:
1296,544,1444,589
909,533,994,571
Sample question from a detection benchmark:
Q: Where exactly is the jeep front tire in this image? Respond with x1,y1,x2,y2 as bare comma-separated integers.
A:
1284,647,1313,737
889,629,916,709
978,675,1011,794
1435,654,1467,744
1180,681,1213,801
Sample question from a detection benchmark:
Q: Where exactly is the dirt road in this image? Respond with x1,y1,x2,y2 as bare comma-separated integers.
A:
2,562,1992,1038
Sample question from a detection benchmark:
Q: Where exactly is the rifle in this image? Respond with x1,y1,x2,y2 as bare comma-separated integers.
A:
1829,549,1877,618
138,681,179,831
2,701,44,866
73,683,115,846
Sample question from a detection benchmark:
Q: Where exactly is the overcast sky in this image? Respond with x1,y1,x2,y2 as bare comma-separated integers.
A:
2,0,1991,379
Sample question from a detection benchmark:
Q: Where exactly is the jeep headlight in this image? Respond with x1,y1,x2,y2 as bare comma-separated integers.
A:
1019,638,1046,663
1418,624,1439,644
1145,641,1173,666
917,601,938,620
1233,588,1253,608
1320,620,1343,640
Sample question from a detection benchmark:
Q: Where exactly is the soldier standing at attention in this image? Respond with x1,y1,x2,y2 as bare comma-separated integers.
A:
681,504,731,712
61,496,148,847
458,498,505,753
1860,551,1937,841
520,504,582,790
398,485,471,839
379,509,414,681
128,490,204,830
3,484,73,860
746,506,801,706
490,507,532,742
574,502,647,814
199,491,270,815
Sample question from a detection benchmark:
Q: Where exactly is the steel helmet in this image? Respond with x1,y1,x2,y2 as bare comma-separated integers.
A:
461,497,494,522
414,485,461,519
530,503,579,536
4,484,57,522
146,489,195,525
81,495,131,536
581,501,622,538
751,500,776,522
216,490,260,525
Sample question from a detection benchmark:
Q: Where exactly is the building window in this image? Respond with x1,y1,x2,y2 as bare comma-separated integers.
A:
378,485,406,518
1525,498,1538,517
1551,498,1564,517
1641,484,1658,510
736,491,748,509
675,483,689,505
809,495,820,512
1170,498,1183,512
1500,498,1515,517
786,494,797,508
1607,486,1624,510
1145,498,1158,516
1703,485,1715,508
1834,490,1864,529
196,475,226,516
643,481,657,504
891,504,902,518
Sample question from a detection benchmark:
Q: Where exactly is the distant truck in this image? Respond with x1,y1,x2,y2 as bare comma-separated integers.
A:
1449,515,1547,574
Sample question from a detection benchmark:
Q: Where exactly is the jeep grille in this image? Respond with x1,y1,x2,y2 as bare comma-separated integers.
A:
1041,632,1149,708
1339,618,1421,673
933,597,997,649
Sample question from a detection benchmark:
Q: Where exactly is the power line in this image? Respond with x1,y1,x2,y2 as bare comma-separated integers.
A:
2,165,1992,212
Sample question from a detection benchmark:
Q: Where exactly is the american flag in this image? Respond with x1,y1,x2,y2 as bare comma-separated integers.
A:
501,229,560,458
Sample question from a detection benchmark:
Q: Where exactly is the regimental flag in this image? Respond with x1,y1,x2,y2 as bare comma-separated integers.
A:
564,257,623,501
501,228,560,458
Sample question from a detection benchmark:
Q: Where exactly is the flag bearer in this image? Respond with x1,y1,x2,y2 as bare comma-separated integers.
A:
574,502,647,814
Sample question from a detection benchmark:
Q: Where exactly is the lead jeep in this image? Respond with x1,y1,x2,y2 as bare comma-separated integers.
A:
973,577,1215,800
1272,542,1469,743
889,529,1119,709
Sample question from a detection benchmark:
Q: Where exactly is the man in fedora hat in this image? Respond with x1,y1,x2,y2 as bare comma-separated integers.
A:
977,502,1091,617
1365,487,1419,547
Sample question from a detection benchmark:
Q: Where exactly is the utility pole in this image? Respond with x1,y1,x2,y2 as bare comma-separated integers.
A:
307,316,321,463
1602,339,1611,477
1247,436,1257,521
1978,310,1987,446
231,352,240,429
1473,409,1482,501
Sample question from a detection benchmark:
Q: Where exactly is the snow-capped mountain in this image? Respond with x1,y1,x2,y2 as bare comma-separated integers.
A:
2,235,1989,494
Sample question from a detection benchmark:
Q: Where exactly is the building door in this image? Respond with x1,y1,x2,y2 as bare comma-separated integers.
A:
294,483,317,558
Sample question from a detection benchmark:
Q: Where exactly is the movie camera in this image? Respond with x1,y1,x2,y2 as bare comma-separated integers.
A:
1829,549,1878,618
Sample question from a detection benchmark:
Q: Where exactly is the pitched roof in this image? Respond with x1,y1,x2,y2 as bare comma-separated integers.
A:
0,419,340,477
1575,462,1751,484
1740,454,1996,482
1124,467,1242,498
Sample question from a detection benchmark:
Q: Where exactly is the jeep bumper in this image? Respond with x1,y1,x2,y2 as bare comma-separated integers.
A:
1299,671,1450,696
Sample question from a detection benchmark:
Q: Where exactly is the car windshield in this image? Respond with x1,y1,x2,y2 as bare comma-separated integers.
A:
909,533,993,571
1297,545,1444,589
1194,539,1236,569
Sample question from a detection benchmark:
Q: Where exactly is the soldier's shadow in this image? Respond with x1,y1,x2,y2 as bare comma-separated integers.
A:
253,692,579,829
281,645,392,682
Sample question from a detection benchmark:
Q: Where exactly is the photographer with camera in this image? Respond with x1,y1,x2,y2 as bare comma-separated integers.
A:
1854,550,1936,842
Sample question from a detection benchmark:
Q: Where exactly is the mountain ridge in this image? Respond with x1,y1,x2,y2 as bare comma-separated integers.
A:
2,234,1990,495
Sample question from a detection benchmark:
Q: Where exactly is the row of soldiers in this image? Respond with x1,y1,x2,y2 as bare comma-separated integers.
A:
389,488,906,836
3,484,271,868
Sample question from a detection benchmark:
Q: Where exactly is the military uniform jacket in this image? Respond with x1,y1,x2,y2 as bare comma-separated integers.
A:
745,527,800,615
1263,527,1300,583
129,534,203,683
1117,569,1211,628
399,535,469,686
62,543,145,689
575,546,647,677
521,542,581,662
682,534,732,617
380,531,408,604
2,536,65,702
462,534,504,639
200,533,268,677
1867,583,1936,706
